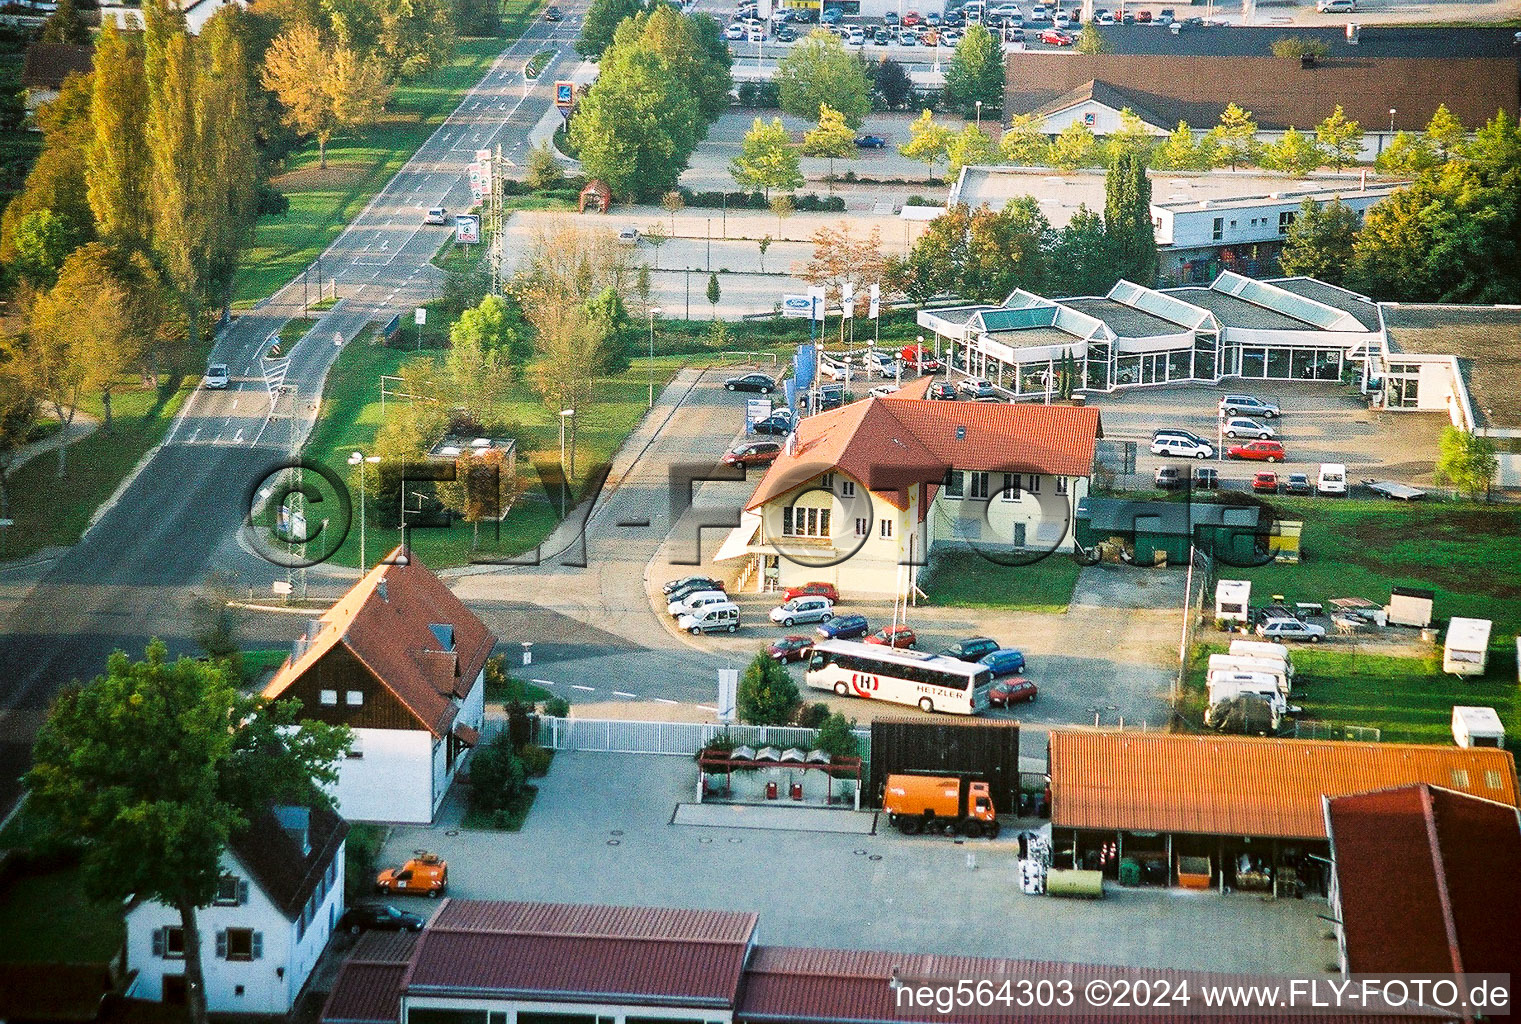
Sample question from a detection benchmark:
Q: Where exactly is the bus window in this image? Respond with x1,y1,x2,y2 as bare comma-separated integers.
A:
809,653,829,670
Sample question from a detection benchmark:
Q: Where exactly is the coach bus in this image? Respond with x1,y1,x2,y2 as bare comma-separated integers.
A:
804,639,993,715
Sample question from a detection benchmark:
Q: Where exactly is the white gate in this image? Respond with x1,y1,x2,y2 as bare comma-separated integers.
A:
483,716,870,757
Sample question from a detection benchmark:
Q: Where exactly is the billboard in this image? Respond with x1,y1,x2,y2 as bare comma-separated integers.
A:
468,159,492,201
781,294,812,318
555,80,575,109
455,215,480,244
841,282,854,319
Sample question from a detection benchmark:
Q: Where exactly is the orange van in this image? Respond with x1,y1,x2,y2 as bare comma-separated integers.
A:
375,852,448,898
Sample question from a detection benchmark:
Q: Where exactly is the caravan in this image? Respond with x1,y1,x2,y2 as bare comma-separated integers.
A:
1208,654,1290,696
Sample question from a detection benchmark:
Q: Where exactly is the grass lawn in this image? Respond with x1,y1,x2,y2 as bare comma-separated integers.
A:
0,863,124,963
302,337,683,569
3,382,190,562
918,547,1082,613
231,0,546,307
1240,498,1521,636
1185,640,1520,745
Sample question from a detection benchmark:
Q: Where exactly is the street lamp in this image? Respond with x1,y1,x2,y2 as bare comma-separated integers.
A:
347,451,380,572
1389,108,1396,134
975,100,983,130
647,307,662,408
558,409,576,516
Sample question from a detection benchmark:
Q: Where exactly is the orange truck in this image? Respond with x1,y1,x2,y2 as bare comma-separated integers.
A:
375,852,448,898
883,774,1000,838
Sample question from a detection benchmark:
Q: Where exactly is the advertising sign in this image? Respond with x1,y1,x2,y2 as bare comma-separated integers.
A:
868,282,881,319
468,159,492,201
781,294,812,318
807,286,826,321
841,282,855,319
747,398,772,426
455,214,480,244
555,80,575,109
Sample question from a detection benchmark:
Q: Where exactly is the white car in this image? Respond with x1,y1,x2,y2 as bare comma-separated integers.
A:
423,207,448,225
617,226,641,245
669,590,729,617
1095,10,1114,22
1029,3,1048,18
1316,0,1355,10
1257,617,1326,643
724,22,746,39
1151,435,1214,459
203,363,229,389
860,350,895,372
1052,11,1071,27
869,383,900,398
1222,417,1275,440
819,357,851,381
990,3,1021,15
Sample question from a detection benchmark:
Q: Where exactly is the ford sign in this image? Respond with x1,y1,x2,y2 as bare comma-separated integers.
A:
781,294,812,318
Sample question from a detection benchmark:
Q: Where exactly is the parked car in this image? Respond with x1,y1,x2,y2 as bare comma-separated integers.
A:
423,206,448,225
203,363,229,389
724,22,746,38
899,28,918,43
1316,0,1355,10
543,4,562,18
1219,394,1280,418
753,410,795,436
1228,440,1286,463
617,226,641,245
883,10,900,22
1193,466,1219,489
1252,471,1279,494
723,440,783,467
776,25,797,40
845,25,864,42
1257,617,1326,643
988,677,1038,706
375,853,447,898
854,134,888,148
1133,8,1151,20
664,574,721,596
1038,27,1073,43
957,377,997,399
865,624,917,648
784,581,839,603
725,372,776,394
1222,417,1275,440
680,603,740,634
815,383,846,411
821,6,843,21
1282,472,1313,495
669,589,730,617
1052,10,1071,27
868,383,900,398
1155,466,1184,490
1095,9,1114,21
939,636,1000,661
900,344,943,373
925,10,941,23
817,614,870,639
1317,462,1347,496
770,595,834,627
873,27,889,41
861,349,896,373
1153,428,1210,447
767,635,814,663
1151,435,1214,460
666,577,725,603
928,381,958,400
902,10,922,24
339,904,424,934
1030,2,1049,17
979,648,1026,676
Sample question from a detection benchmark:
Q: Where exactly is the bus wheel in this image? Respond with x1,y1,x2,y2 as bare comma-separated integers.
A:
961,819,983,838
899,816,922,835
918,697,934,713
835,682,849,696
985,820,1002,840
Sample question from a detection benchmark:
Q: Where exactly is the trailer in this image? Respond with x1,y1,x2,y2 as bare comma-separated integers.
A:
1385,586,1435,628
1443,617,1492,676
1214,580,1251,624
1361,479,1426,501
1452,706,1505,749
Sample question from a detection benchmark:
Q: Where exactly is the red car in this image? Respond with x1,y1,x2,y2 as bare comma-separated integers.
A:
902,10,922,24
1252,471,1279,494
784,581,839,603
864,624,917,648
723,440,783,467
767,635,813,663
1228,440,1286,463
899,344,943,374
1039,27,1073,43
988,678,1038,706
1133,8,1152,20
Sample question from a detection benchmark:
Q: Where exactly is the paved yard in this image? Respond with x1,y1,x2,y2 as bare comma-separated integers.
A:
380,752,1339,975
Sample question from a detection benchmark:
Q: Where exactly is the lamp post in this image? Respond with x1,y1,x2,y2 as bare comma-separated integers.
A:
975,100,982,130
706,219,712,272
647,307,662,408
347,451,380,572
1389,108,1396,134
559,408,575,516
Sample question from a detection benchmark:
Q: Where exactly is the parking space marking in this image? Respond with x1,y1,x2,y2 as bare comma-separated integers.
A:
571,684,596,692
613,691,638,698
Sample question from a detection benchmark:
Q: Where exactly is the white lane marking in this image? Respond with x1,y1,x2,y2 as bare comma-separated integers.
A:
655,698,680,705
530,679,557,686
233,429,244,444
697,704,716,712
570,684,596,692
613,691,637,698
187,428,201,443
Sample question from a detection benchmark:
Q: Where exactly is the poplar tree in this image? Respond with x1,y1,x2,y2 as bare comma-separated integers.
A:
87,21,151,247
1104,147,1158,286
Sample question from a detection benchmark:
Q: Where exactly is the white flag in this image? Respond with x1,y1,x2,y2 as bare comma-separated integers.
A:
842,282,855,320
868,283,881,320
807,286,826,322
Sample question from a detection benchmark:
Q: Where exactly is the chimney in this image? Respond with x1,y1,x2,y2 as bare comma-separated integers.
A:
378,577,388,602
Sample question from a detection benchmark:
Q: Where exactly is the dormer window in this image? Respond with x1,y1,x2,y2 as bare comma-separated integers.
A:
428,624,456,651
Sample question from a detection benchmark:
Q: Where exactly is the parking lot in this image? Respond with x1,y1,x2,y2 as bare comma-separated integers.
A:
378,751,1337,973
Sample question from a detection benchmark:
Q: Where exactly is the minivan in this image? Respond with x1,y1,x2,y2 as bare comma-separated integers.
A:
680,603,740,634
1317,462,1347,496
1151,435,1214,459
770,596,835,627
669,590,729,617
1219,394,1280,418
979,648,1027,677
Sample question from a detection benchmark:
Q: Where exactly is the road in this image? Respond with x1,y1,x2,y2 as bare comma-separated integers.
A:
0,4,588,819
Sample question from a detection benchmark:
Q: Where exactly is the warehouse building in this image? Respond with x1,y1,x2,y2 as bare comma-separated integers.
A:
1046,730,1520,894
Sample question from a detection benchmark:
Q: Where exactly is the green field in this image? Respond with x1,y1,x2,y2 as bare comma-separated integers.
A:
232,0,545,306
918,547,1083,613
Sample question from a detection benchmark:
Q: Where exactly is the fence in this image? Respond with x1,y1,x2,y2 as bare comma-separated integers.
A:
1292,720,1382,743
483,715,871,758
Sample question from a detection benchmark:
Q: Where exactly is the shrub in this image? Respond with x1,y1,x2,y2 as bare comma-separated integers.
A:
469,732,527,814
699,731,739,759
543,695,571,718
795,701,830,728
344,823,387,901
813,711,861,759
737,652,801,724
518,743,553,777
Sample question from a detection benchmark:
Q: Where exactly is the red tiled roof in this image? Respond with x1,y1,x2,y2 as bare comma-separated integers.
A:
265,547,497,737
746,397,1101,511
320,932,417,1024
737,946,1444,1024
1327,784,1521,976
1049,730,1520,840
400,900,757,1006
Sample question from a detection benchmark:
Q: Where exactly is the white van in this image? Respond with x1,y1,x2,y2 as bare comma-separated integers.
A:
1208,654,1290,695
1317,463,1347,496
1206,670,1284,706
679,603,740,634
669,590,729,617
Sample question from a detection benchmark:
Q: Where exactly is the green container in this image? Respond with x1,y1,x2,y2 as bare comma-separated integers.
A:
1118,857,1142,886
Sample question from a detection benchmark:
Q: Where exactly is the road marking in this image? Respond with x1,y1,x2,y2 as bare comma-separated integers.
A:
231,398,239,409
697,704,716,712
570,684,596,692
187,428,200,443
613,691,637,698
530,678,557,686
233,429,244,444
655,698,680,705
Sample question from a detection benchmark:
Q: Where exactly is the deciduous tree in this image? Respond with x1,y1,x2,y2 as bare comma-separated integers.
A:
451,293,531,378
731,117,803,199
1104,148,1157,286
9,210,76,290
800,223,886,320
899,108,952,178
770,193,795,239
1277,197,1358,286
39,0,89,45
943,23,1003,117
1424,103,1465,161
1208,102,1258,170
999,112,1048,165
775,29,871,128
960,197,1052,301
1152,120,1210,171
262,24,392,169
1434,426,1497,500
87,21,151,248
1104,108,1155,163
1048,119,1100,171
1262,127,1323,176
944,123,996,177
576,0,643,59
571,45,700,199
801,102,856,186
1374,130,1438,175
1050,204,1116,296
867,54,913,111
1315,105,1363,171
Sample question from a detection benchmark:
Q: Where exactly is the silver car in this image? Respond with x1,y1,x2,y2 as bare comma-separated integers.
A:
1222,417,1276,440
769,596,835,627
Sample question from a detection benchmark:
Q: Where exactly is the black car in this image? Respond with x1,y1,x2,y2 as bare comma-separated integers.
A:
939,636,1000,662
1282,472,1314,495
767,635,814,662
726,373,776,394
664,574,721,595
668,577,726,603
543,5,562,18
927,381,958,400
339,904,424,934
753,411,794,436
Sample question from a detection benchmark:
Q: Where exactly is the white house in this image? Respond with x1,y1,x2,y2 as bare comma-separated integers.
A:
263,546,496,823
716,380,1102,598
126,804,347,1014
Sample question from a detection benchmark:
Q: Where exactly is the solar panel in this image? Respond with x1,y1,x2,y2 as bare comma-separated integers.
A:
1213,271,1360,331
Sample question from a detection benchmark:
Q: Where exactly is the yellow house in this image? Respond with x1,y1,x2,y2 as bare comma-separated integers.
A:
716,381,1103,598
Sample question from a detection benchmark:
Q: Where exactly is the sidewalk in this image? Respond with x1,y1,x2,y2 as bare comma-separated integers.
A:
4,412,100,477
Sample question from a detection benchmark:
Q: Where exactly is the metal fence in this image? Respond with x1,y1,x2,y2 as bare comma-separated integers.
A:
1291,720,1382,743
483,716,871,758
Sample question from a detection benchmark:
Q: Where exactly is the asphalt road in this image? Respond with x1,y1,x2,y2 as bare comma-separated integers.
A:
0,5,588,819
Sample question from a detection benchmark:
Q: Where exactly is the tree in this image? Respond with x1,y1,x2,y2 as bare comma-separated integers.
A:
1269,35,1329,61
775,29,871,129
888,204,966,303
1104,148,1157,286
1052,205,1116,299
577,0,643,59
0,73,95,273
584,285,635,373
1074,20,1108,53
757,235,771,272
0,337,40,521
1434,426,1497,500
1153,120,1209,171
960,198,1052,301
900,109,953,178
452,293,531,377
1315,105,1363,171
438,448,510,546
441,319,507,424
801,223,886,322
867,55,913,111
1104,108,1155,163
1208,102,1258,170
736,651,801,724
812,711,860,758
999,112,1048,165
770,193,795,239
40,0,89,45
1048,120,1100,171
262,24,392,169
943,24,1003,117
87,21,152,248
662,190,685,235
801,103,856,186
944,123,996,177
1374,131,1439,175
612,5,732,124
1424,103,1465,161
1277,197,1358,286
570,45,701,199
1262,127,1324,176
643,222,668,268
705,272,721,316
378,0,455,78
198,9,261,314
9,210,76,290
525,140,565,191
25,640,348,1024
730,117,803,199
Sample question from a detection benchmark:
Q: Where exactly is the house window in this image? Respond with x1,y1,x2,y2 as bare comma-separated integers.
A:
1451,769,1470,788
1026,474,1041,494
855,517,868,537
213,875,247,906
1056,476,1069,495
319,689,337,706
944,470,964,498
819,472,834,490
1278,210,1295,235
1229,219,1236,228
153,927,186,959
879,518,894,539
1212,217,1224,241
783,506,831,538
840,479,855,497
216,929,261,962
968,471,990,499
1486,770,1503,789
346,690,364,706
1001,473,1019,502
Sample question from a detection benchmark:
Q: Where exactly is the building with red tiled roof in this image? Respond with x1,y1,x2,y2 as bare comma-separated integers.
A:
1324,784,1521,978
716,394,1101,598
264,546,496,823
